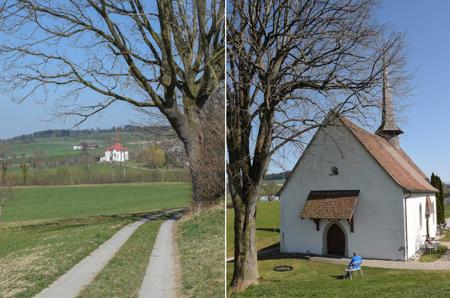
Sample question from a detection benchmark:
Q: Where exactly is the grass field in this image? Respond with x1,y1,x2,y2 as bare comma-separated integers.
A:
0,183,192,298
227,201,279,257
0,217,131,298
227,200,450,297
227,258,450,297
78,220,163,298
6,132,139,158
176,205,225,298
1,183,191,222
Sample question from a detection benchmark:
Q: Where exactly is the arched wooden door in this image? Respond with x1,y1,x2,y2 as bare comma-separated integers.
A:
327,224,345,256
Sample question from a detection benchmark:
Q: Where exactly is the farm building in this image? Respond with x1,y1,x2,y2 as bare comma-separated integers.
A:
279,66,437,261
73,141,99,150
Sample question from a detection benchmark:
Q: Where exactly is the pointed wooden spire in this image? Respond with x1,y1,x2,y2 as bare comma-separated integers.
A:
375,56,403,148
115,128,121,144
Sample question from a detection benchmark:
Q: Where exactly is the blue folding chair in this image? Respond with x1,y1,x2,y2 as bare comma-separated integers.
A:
345,260,363,280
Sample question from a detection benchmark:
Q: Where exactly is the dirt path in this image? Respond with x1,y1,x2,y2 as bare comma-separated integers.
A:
139,219,178,298
33,220,147,298
309,255,450,270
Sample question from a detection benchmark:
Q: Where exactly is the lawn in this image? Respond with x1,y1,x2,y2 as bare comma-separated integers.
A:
419,245,447,262
445,204,450,218
227,258,450,297
227,200,450,297
176,204,225,298
0,217,131,298
1,183,191,222
227,201,280,257
78,220,163,298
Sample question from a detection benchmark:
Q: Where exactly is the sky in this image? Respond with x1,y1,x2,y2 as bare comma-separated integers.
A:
0,0,449,181
364,0,450,182
268,0,450,182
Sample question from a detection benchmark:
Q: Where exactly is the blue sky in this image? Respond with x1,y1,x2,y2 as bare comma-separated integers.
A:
269,0,450,182
366,0,450,182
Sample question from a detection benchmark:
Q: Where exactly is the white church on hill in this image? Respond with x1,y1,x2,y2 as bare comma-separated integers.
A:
279,66,437,261
99,131,129,163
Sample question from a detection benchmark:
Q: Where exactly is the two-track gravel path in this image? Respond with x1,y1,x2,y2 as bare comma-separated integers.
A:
33,220,147,298
139,219,178,298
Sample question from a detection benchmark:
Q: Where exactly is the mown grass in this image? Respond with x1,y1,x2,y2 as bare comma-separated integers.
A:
440,229,450,241
78,220,163,298
1,183,191,222
227,258,450,297
176,205,225,298
227,201,280,257
0,217,130,298
420,245,448,262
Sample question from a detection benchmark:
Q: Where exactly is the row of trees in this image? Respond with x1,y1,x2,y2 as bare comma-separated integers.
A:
431,173,446,225
2,165,191,187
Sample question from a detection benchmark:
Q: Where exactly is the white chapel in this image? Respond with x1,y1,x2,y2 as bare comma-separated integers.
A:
279,66,437,261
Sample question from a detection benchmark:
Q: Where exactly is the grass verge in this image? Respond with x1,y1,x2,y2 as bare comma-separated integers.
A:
0,217,130,298
176,205,225,298
228,258,450,297
419,245,448,262
78,220,163,298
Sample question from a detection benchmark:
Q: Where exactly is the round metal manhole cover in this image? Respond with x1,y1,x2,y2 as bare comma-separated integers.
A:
273,265,293,272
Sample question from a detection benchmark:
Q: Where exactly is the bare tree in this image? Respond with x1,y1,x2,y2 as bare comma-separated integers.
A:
227,0,407,289
0,0,225,206
0,143,11,184
0,184,12,218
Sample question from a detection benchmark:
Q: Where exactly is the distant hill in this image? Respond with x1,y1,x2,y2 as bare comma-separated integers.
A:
265,171,290,181
0,125,175,161
2,125,173,143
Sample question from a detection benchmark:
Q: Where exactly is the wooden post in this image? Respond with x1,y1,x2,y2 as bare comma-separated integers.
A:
313,219,320,231
348,217,354,233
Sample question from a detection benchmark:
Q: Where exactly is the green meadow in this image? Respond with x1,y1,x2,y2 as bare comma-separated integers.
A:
0,183,192,298
227,201,280,257
1,183,191,222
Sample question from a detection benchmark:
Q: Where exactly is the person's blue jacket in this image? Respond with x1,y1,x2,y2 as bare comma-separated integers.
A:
348,255,362,269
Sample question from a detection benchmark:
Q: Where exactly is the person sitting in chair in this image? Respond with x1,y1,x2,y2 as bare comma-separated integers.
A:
344,252,362,278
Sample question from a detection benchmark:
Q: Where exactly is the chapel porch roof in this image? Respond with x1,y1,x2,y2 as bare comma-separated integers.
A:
300,190,359,220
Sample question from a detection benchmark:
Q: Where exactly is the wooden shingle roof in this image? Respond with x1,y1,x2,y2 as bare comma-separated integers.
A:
300,190,359,220
340,117,437,193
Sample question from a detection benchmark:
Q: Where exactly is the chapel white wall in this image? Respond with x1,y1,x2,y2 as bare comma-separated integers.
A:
405,193,437,258
280,123,407,260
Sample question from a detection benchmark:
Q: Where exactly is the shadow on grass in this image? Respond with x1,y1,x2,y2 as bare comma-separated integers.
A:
330,275,346,280
256,227,280,233
0,207,186,232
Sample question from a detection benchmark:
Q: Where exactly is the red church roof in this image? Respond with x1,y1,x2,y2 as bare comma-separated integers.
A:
106,143,128,152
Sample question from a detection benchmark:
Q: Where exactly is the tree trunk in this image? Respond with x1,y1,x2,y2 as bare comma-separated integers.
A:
164,90,225,208
185,123,224,208
231,192,259,289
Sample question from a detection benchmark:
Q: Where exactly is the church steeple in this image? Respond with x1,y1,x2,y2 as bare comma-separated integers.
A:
375,58,403,148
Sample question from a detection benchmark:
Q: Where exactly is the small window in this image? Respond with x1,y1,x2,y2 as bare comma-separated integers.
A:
419,203,423,229
330,167,339,176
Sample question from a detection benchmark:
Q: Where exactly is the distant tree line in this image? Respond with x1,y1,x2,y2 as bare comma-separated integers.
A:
1,125,173,143
431,173,445,225
264,171,291,181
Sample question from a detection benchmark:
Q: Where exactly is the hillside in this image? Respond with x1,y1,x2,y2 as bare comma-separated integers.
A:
0,125,174,160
